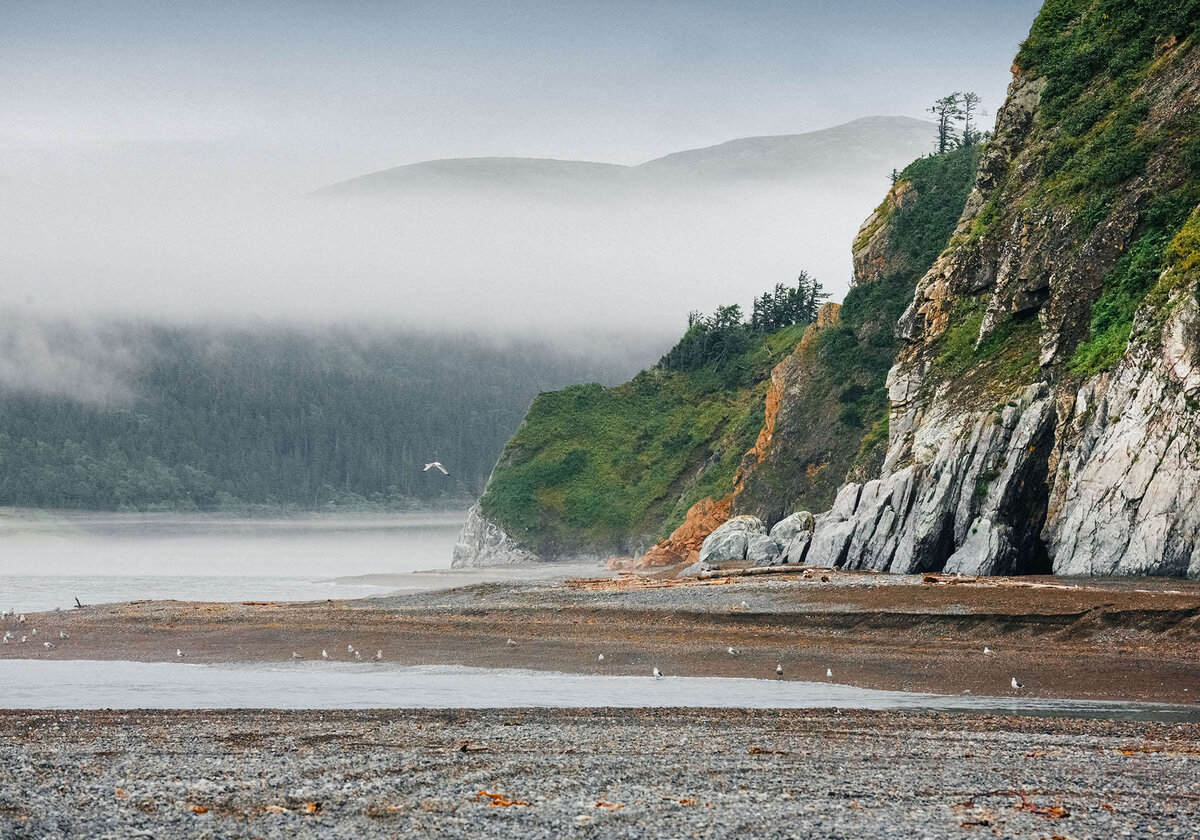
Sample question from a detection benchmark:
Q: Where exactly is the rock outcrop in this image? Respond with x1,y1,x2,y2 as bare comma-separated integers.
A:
458,5,1200,579
627,496,732,569
451,504,540,567
744,9,1200,578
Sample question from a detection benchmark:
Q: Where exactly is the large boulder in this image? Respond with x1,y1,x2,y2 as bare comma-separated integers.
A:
770,511,815,545
747,533,784,566
697,515,767,566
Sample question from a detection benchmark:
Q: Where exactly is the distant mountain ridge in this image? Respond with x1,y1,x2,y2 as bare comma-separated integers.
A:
313,116,935,198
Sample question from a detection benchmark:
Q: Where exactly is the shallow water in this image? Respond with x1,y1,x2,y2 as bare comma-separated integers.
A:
0,510,467,611
2,660,1197,721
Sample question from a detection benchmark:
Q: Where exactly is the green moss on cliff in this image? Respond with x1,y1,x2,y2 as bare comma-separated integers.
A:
478,324,804,555
1012,1,1200,375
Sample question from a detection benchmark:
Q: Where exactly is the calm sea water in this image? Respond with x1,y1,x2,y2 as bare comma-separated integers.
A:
1,660,1196,721
0,510,467,611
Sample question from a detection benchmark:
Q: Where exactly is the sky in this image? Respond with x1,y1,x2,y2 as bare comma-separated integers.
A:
1,0,1046,333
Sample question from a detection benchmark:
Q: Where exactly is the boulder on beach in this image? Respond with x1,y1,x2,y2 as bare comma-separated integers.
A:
697,515,767,566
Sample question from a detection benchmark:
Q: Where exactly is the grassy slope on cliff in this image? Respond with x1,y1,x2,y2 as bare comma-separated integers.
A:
992,1,1200,377
733,145,981,523
478,324,807,556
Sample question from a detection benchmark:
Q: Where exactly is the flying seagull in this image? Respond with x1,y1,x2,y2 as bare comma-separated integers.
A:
423,462,450,476
1011,677,1024,691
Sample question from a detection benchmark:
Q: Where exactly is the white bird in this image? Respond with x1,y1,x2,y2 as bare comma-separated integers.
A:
776,664,783,676
653,667,663,679
59,631,69,640
354,650,362,661
983,647,993,655
1,637,7,645
291,652,301,660
423,461,450,476
506,638,517,647
597,654,605,662
347,644,355,653
176,649,185,658
30,629,36,636
322,649,329,660
18,614,25,623
727,646,739,656
372,650,382,661
740,601,749,609
43,641,54,649
826,668,833,678
1011,677,1024,691
20,636,27,643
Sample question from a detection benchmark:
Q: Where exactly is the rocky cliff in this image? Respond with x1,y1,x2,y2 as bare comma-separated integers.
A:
758,2,1200,577
458,2,1200,577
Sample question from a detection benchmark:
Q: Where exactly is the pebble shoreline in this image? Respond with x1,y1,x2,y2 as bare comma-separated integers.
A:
2,707,1198,839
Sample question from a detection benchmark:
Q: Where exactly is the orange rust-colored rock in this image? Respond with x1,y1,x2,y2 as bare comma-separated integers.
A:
732,302,841,499
629,496,732,569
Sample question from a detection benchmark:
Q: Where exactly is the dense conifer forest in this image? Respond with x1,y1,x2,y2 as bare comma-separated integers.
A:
0,321,649,511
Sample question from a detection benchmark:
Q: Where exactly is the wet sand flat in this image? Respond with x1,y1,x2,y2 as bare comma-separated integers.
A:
5,570,1200,703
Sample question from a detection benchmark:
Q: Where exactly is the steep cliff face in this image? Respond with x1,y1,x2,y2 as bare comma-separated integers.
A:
732,144,982,524
786,3,1200,577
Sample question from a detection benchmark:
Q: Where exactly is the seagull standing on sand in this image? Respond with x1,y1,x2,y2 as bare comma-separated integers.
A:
18,615,25,624
776,664,784,676
983,647,993,655
1,637,7,645
506,638,517,648
354,650,362,661
826,668,833,678
177,649,185,658
20,636,27,644
30,629,36,636
347,644,355,654
1011,677,1025,691
727,646,740,656
597,654,605,662
423,462,450,476
372,650,382,661
291,652,301,660
59,631,69,640
322,649,329,660
43,641,54,649
653,667,663,679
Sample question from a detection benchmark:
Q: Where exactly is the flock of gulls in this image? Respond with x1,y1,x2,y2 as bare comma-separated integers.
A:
1,604,1029,692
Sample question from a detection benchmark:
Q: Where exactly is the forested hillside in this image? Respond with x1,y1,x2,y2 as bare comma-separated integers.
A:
0,321,649,511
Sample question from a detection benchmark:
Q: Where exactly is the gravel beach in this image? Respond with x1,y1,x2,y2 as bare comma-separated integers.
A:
2,707,1198,839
